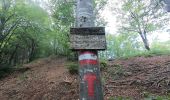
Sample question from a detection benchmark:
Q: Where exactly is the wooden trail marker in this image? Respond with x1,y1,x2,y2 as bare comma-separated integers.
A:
70,27,106,50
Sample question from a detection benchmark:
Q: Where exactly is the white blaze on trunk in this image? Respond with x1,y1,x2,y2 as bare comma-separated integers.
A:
79,53,97,60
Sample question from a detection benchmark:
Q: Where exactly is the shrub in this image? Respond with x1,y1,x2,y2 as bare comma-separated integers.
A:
100,59,108,70
0,64,13,79
66,62,79,74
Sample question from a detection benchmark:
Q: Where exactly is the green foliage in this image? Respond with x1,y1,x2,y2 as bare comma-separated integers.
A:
49,0,75,57
52,1,74,26
0,0,76,67
67,52,78,61
0,64,27,79
0,0,108,71
100,59,108,70
66,62,79,74
143,92,170,100
104,32,170,59
105,33,141,58
103,0,170,58
0,64,13,79
112,0,169,50
122,41,170,58
109,94,170,100
109,92,170,100
0,0,52,66
134,50,170,58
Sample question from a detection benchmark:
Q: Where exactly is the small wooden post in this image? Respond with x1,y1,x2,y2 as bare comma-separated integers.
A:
70,0,106,100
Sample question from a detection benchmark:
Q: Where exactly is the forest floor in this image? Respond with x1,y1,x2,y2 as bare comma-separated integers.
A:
0,55,170,100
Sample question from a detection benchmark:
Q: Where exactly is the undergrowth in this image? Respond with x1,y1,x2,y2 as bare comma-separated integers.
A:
120,49,170,59
0,64,13,79
100,59,108,70
109,92,170,100
66,62,79,74
142,92,170,100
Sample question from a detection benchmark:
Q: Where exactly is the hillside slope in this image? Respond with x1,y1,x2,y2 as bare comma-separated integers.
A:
0,55,170,100
0,57,79,100
104,55,170,99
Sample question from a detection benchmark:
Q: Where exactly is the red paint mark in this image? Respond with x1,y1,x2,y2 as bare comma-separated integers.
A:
79,60,98,65
80,51,96,55
84,73,97,97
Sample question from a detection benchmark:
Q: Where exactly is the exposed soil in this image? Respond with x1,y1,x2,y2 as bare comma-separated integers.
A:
104,55,170,99
0,55,170,100
0,57,79,100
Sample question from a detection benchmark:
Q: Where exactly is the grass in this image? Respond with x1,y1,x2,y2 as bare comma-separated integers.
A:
109,95,170,100
142,92,170,100
135,49,170,57
65,62,79,74
108,93,170,100
119,49,170,60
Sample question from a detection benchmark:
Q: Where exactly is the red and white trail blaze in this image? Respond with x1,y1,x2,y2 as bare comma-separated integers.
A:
79,51,98,65
79,51,99,98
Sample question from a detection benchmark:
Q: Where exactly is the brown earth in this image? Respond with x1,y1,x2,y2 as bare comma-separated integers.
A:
0,57,79,100
0,55,170,100
104,55,170,99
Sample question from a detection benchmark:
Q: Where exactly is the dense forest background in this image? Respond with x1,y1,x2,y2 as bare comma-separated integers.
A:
0,0,170,68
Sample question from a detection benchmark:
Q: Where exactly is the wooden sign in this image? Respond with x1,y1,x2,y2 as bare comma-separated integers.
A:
70,27,106,50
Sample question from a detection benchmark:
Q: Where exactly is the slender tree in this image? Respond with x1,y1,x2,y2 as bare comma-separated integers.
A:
112,0,169,50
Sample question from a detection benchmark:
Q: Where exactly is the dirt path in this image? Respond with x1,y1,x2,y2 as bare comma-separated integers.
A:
0,57,78,100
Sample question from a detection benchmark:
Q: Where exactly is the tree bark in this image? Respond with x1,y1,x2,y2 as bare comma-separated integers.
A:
76,0,104,100
139,31,150,51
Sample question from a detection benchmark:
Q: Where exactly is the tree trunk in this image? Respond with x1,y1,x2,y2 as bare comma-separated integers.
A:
9,44,18,65
139,31,150,51
76,0,104,100
29,39,36,61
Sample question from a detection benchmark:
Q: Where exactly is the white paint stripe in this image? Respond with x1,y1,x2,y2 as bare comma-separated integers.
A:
79,54,97,60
